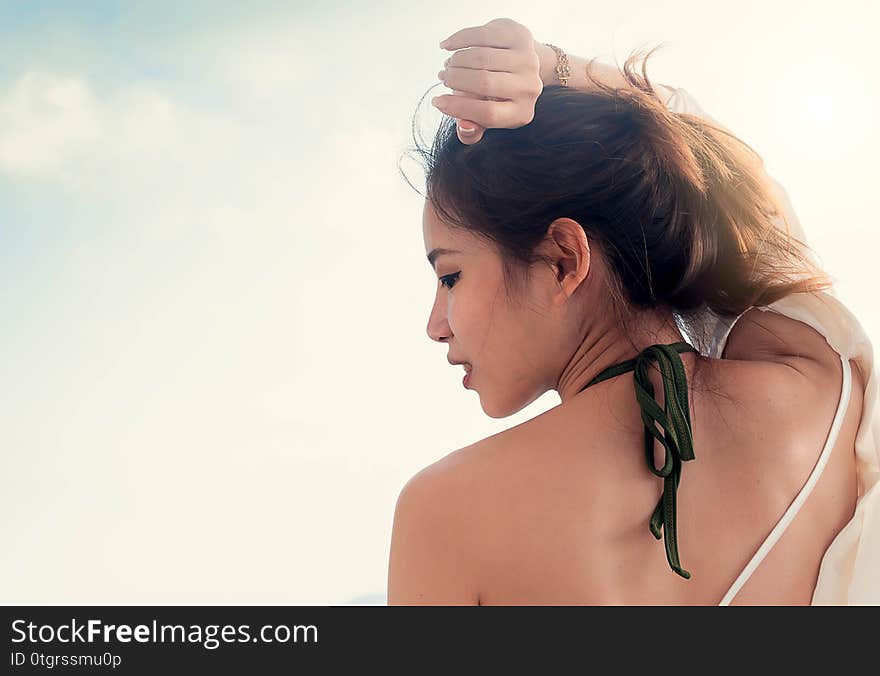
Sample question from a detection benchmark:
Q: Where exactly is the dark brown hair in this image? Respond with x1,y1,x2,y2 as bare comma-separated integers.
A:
402,47,833,353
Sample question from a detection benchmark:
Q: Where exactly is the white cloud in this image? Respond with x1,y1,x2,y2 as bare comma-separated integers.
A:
0,72,101,176
0,71,192,185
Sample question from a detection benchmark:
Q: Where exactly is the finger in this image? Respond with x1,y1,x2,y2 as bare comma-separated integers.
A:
456,120,485,145
441,67,530,101
451,109,486,144
432,94,520,129
440,24,513,51
440,18,532,51
444,46,520,73
450,89,505,104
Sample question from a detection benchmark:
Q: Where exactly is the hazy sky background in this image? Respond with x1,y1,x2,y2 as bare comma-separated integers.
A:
2,0,877,604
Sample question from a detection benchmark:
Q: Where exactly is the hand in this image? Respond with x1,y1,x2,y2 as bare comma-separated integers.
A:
433,18,543,145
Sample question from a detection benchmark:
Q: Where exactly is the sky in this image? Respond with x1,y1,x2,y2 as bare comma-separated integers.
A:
1,0,878,604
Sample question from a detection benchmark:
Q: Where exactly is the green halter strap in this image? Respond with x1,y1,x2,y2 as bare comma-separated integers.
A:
580,341,699,580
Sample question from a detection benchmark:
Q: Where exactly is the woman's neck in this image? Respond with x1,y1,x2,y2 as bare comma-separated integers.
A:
555,308,692,404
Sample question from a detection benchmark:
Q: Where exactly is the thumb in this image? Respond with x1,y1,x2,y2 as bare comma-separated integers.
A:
456,119,485,144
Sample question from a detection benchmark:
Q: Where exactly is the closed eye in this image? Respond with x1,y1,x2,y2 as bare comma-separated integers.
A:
439,272,460,289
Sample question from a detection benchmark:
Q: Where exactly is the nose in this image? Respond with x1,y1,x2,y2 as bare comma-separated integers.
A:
426,292,451,343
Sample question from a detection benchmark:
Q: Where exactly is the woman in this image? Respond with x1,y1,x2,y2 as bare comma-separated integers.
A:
388,18,879,605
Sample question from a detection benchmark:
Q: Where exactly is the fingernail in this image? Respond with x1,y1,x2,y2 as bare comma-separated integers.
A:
439,38,450,48
458,123,475,133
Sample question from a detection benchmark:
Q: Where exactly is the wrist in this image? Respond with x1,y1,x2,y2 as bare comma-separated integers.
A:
534,40,560,86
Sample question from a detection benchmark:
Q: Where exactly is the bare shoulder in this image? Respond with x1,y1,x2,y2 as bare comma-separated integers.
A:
722,306,845,380
387,442,493,605
398,439,495,501
718,304,865,505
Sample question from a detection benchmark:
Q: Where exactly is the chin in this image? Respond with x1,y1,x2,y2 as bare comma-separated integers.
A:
477,391,536,419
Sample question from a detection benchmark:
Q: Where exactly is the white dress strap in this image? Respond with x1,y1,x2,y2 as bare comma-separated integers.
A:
707,307,753,360
718,353,854,605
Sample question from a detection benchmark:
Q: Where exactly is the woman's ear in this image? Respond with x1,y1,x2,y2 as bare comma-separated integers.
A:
542,218,591,304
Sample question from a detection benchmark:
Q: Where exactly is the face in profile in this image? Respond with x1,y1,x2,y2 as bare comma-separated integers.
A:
422,199,578,418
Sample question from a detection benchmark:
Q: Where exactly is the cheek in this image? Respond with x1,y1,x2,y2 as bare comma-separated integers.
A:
493,301,557,377
448,294,484,341
470,306,525,370
448,282,499,349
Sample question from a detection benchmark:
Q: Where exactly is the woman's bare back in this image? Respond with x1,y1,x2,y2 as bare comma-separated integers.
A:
451,311,863,605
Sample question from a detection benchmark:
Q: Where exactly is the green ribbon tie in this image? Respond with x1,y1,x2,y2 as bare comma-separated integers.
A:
581,341,698,580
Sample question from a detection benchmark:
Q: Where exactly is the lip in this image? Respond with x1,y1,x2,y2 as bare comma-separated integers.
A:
448,358,472,386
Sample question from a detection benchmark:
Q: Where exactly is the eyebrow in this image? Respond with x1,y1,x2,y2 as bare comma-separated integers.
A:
426,247,462,269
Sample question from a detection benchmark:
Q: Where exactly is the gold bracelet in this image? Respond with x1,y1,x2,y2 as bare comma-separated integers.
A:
544,43,571,87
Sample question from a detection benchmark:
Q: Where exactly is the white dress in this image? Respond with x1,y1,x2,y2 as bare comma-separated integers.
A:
655,84,880,605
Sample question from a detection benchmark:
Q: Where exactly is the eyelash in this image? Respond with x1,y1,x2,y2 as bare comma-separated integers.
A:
439,272,460,289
